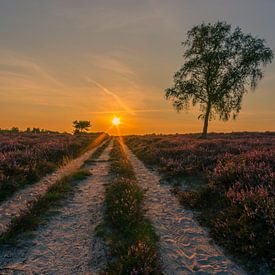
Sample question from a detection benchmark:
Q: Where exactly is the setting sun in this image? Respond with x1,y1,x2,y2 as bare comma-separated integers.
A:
112,117,121,126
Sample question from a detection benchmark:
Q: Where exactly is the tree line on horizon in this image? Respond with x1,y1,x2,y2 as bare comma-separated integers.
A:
0,120,92,135
0,127,60,134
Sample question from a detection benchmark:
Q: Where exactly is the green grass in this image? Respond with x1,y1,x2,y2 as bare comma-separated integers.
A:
90,138,111,160
0,168,91,245
82,138,111,167
109,141,135,179
68,168,91,181
100,139,161,274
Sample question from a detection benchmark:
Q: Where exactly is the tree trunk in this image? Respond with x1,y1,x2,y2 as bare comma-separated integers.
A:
201,103,211,138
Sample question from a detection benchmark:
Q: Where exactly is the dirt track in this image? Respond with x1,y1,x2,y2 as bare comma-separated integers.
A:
125,145,245,275
0,142,112,274
0,142,104,237
0,141,246,274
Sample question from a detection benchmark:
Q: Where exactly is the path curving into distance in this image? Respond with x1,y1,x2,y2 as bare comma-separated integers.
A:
0,141,113,274
0,139,106,237
125,145,246,275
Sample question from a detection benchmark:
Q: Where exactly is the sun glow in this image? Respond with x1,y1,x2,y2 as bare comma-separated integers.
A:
112,117,121,126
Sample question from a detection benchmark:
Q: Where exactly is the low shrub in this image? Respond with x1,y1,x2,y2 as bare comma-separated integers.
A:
102,138,160,274
105,178,143,231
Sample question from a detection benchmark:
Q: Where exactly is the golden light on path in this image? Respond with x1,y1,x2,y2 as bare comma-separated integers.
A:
112,117,121,126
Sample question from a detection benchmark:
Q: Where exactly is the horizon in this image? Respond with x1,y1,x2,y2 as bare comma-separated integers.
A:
1,126,275,136
1,1,275,135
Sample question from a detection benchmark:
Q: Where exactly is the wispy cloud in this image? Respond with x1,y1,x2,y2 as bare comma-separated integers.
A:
0,51,71,106
0,51,66,90
87,78,136,115
86,108,173,114
88,53,136,77
84,52,141,91
52,1,161,32
0,51,80,110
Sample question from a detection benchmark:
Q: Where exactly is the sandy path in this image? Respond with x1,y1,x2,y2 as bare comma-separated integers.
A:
0,141,113,274
125,145,245,275
0,141,106,237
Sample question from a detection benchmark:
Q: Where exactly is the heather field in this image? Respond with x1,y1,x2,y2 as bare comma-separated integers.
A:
0,132,274,273
0,132,100,202
125,132,275,272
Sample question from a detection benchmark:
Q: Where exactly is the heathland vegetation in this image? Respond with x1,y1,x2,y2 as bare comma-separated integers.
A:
99,138,160,274
0,21,274,274
125,132,275,271
0,131,100,202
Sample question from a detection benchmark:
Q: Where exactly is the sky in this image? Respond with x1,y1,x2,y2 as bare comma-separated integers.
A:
0,0,274,135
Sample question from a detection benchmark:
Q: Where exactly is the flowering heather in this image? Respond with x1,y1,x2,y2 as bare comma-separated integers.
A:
125,132,275,271
0,132,98,201
126,133,274,176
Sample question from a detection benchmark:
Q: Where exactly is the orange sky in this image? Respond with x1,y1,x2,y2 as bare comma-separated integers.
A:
0,1,275,135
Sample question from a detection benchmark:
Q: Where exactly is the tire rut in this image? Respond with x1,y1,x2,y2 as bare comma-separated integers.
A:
0,141,113,274
125,145,245,275
0,141,107,237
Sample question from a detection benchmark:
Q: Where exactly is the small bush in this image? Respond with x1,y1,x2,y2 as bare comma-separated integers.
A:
107,224,159,274
106,178,143,231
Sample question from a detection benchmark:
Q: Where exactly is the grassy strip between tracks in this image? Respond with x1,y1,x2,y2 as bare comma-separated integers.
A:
98,138,161,274
82,138,111,167
0,168,91,245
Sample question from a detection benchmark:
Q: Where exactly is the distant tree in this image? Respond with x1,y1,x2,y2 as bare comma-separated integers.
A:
165,21,273,138
31,127,41,133
73,120,91,134
10,127,19,133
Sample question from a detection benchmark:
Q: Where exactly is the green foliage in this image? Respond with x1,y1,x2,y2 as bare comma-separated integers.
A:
109,140,135,179
10,127,19,133
105,178,144,231
90,138,111,160
69,168,91,181
105,218,159,275
101,139,161,274
165,21,273,136
73,120,91,134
